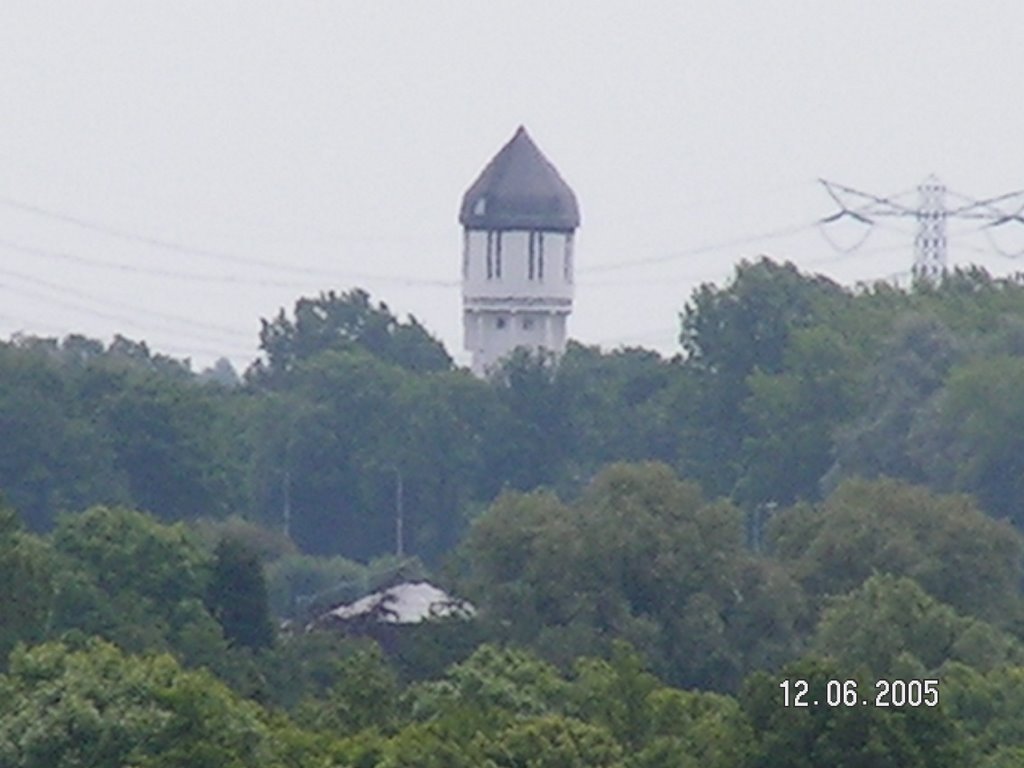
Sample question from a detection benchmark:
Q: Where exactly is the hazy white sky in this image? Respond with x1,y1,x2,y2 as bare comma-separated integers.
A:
3,2,1024,369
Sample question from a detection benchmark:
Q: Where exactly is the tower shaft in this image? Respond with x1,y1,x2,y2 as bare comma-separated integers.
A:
913,177,947,281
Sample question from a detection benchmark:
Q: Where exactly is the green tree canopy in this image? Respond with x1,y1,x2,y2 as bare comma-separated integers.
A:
812,574,1024,677
0,640,286,768
458,462,802,689
251,288,451,385
742,656,966,768
206,536,274,651
911,355,1024,526
678,258,849,497
0,505,56,666
770,478,1024,627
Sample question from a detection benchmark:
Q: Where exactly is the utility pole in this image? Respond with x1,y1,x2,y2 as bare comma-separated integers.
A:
394,468,404,558
282,469,292,539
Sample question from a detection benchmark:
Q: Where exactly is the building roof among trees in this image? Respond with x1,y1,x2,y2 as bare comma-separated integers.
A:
317,581,475,626
460,126,580,232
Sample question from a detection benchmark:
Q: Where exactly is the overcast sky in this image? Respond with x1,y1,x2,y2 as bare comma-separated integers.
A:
3,2,1024,370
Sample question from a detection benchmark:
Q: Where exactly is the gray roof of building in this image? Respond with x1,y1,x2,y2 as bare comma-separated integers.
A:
317,581,475,626
459,126,580,231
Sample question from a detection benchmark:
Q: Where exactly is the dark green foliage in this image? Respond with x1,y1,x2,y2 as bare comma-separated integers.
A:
296,644,401,733
74,342,251,524
827,313,964,491
32,506,235,668
943,664,1024,758
248,344,498,562
771,478,1024,627
742,657,965,768
911,355,1024,525
678,258,850,498
53,506,207,611
12,264,1024,563
250,287,451,386
547,342,680,492
0,342,128,530
0,640,287,768
206,537,274,651
484,715,624,768
737,324,865,505
407,644,571,722
265,552,368,620
0,503,56,666
457,462,804,689
0,335,247,530
812,574,1024,677
12,262,1024,763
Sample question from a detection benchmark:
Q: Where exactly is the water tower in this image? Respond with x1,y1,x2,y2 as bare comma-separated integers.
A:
459,126,580,376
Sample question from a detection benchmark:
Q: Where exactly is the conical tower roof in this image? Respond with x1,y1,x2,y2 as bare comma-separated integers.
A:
460,126,580,231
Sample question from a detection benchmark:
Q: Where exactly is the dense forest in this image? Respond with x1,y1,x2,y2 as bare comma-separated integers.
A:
5,259,1024,765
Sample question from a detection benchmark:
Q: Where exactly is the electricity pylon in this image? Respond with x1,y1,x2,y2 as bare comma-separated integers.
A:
819,177,1024,281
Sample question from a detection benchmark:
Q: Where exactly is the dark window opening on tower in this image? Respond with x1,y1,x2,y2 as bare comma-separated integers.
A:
528,232,535,280
495,232,502,278
564,236,573,283
528,231,545,280
496,316,507,330
486,231,494,280
537,233,544,281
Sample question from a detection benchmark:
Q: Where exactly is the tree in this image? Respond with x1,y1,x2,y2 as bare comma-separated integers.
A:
942,663,1024,762
570,641,661,749
633,686,754,768
82,365,243,521
250,287,451,385
265,552,368,620
249,348,406,557
206,537,274,651
0,640,288,768
457,462,799,690
48,506,234,664
389,369,496,560
0,505,56,666
678,259,849,497
53,506,207,618
911,356,1024,525
736,324,864,506
484,715,624,768
550,343,680,488
486,348,570,492
455,488,583,648
742,656,966,768
812,574,1023,677
770,478,1024,628
826,312,964,492
0,342,127,529
297,644,400,734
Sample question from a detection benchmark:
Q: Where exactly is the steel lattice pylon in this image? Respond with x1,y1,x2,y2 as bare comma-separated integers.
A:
819,177,1024,282
913,176,947,281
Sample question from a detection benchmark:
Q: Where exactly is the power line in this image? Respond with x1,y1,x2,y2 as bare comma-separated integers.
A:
0,278,255,358
0,263,251,341
0,194,459,288
578,221,819,275
818,177,1024,280
0,236,311,288
590,326,680,348
578,235,915,291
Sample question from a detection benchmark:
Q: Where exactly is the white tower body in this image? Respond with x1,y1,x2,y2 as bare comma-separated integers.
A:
459,127,580,377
